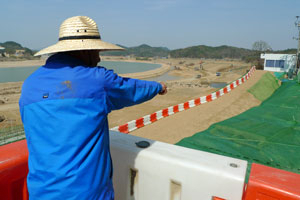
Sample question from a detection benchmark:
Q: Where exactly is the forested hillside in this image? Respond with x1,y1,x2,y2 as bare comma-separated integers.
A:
170,45,254,59
101,44,170,57
0,41,34,56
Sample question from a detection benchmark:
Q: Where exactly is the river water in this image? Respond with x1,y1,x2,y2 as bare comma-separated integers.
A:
210,82,227,88
0,61,161,83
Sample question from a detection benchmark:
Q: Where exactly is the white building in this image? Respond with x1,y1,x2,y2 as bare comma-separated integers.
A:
260,53,296,72
0,46,5,57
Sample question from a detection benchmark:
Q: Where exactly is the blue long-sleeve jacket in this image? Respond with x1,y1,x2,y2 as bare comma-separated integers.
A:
19,53,162,200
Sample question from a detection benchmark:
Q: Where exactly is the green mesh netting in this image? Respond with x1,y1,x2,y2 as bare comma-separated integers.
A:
274,72,286,80
176,80,300,178
247,72,280,101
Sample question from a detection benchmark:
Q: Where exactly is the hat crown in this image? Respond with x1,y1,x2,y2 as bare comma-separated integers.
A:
59,16,100,39
34,16,123,56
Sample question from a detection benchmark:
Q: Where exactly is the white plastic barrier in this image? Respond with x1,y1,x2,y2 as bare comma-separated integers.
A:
110,131,247,200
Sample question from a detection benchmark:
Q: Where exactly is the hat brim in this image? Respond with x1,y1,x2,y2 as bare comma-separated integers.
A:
34,39,124,56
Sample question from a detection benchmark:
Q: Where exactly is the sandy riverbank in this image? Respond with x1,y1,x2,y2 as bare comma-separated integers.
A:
0,59,46,68
0,56,253,144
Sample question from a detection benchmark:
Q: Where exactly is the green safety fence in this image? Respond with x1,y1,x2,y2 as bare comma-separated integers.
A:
176,77,300,178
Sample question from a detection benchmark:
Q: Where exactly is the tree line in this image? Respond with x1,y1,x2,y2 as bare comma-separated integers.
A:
1,41,296,68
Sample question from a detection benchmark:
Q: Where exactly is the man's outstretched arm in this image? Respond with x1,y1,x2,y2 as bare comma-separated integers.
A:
104,69,167,111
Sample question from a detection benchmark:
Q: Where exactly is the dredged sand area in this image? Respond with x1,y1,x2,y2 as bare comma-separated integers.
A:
0,56,260,144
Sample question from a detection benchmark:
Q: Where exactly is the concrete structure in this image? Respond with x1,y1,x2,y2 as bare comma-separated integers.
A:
261,53,296,72
15,49,25,57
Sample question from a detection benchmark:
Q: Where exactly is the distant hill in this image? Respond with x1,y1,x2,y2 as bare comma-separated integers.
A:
169,45,297,69
103,44,297,60
102,43,298,69
169,45,254,59
101,44,170,57
0,41,34,56
273,48,297,54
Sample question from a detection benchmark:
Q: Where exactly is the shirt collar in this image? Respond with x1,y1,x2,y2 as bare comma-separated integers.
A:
45,52,86,68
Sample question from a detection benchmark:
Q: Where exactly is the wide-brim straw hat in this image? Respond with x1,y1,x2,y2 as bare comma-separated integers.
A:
35,16,123,56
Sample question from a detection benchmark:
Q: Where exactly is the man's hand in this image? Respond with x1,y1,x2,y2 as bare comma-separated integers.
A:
159,82,167,95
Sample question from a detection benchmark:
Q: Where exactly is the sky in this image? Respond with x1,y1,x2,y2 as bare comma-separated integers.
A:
0,0,300,51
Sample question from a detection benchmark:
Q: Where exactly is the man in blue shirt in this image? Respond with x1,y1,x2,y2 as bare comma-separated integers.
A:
19,16,167,200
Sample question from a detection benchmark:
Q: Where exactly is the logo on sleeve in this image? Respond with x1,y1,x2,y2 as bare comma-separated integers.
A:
43,93,49,99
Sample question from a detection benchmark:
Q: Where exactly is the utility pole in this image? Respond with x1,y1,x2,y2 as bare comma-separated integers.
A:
294,16,300,72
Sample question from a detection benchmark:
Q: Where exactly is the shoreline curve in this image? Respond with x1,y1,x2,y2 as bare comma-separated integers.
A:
0,59,171,80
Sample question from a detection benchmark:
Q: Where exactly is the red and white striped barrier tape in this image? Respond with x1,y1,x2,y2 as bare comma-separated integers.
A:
110,66,256,134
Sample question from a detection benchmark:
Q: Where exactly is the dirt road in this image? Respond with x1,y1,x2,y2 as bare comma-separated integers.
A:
125,70,267,144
